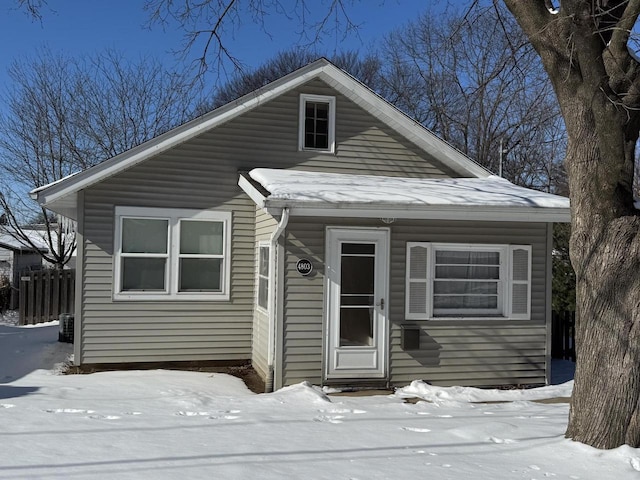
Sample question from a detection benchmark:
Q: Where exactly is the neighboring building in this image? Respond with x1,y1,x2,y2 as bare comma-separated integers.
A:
30,59,570,391
0,230,48,310
0,226,76,280
0,231,46,286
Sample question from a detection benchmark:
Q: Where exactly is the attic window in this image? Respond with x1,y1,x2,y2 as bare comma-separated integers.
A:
299,94,335,153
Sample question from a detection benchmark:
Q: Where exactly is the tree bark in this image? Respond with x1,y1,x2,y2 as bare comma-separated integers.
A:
564,113,640,448
503,0,640,448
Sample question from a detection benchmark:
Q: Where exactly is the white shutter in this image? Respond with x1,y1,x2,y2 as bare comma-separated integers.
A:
406,243,431,319
509,245,531,320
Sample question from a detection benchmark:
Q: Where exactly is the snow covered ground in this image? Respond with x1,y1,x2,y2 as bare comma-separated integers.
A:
1,312,639,479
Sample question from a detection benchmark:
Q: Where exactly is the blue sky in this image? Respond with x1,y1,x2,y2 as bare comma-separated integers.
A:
0,0,450,92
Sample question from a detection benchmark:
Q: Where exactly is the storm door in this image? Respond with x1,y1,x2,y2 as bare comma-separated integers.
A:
325,228,389,379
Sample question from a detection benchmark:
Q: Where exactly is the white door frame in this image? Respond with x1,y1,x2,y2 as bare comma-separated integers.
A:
324,227,389,380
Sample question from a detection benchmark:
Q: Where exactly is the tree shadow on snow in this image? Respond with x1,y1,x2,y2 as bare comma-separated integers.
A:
0,385,39,400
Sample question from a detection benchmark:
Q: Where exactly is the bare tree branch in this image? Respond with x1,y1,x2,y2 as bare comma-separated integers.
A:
143,0,363,78
0,48,206,269
15,0,48,21
381,3,566,191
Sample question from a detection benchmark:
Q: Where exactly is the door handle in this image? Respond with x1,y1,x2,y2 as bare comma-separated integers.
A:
376,298,385,310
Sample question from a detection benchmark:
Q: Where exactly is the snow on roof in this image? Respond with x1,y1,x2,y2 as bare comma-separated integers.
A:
245,169,570,222
0,229,50,252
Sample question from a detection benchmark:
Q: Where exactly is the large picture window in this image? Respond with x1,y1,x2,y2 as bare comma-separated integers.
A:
406,243,531,320
114,207,231,300
299,94,336,153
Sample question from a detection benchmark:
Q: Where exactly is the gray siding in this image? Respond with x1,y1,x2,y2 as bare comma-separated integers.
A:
281,218,550,388
389,221,549,387
251,207,278,379
79,77,453,365
81,188,254,364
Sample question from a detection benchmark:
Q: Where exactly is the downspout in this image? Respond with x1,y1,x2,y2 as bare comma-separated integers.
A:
265,207,289,392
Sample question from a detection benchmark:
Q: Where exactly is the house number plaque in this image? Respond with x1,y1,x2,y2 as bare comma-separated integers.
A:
296,259,313,276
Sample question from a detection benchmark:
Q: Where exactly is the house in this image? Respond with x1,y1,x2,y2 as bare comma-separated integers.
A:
0,229,50,310
0,227,76,310
30,58,570,391
0,232,45,286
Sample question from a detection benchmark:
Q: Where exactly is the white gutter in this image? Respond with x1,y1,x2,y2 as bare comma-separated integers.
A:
265,207,290,392
262,203,571,223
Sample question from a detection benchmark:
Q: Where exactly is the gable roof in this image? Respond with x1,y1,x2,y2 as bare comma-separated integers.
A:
30,58,490,220
240,168,570,222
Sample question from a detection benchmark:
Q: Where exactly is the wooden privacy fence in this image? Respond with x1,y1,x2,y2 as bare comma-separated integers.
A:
551,310,576,361
19,269,75,325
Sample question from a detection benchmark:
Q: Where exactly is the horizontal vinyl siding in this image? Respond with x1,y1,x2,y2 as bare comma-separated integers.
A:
280,218,549,388
81,158,255,364
281,219,330,386
389,220,549,387
251,208,278,380
297,80,459,177
79,77,466,366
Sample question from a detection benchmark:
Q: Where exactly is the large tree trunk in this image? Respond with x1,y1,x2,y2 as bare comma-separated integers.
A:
503,0,640,448
564,108,640,448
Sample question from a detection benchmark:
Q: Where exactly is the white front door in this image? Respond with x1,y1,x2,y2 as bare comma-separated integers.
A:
325,228,389,379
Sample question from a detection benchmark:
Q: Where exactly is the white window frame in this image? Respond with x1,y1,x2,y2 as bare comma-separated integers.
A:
114,206,231,301
298,93,336,153
256,242,270,313
405,242,531,320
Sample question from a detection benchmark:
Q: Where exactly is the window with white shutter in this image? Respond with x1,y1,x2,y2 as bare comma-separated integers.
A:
509,245,531,319
406,243,431,319
405,242,532,320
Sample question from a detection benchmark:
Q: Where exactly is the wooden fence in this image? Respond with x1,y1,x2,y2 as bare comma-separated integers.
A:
551,310,576,361
19,269,75,325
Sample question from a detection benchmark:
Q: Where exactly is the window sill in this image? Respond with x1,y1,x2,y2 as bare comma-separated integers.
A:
299,147,335,154
113,292,230,302
407,315,530,321
426,315,530,322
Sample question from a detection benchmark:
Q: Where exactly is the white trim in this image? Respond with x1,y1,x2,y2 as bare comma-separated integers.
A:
298,94,336,153
114,214,171,296
256,241,270,314
268,207,289,391
544,225,553,385
238,174,267,209
508,245,532,320
264,204,570,223
73,190,84,365
273,211,288,391
405,242,431,320
113,206,231,301
406,242,532,321
324,227,389,380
